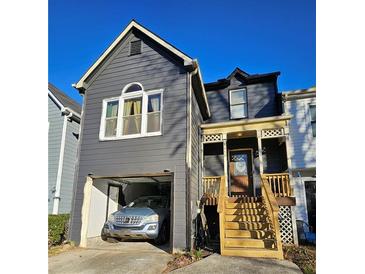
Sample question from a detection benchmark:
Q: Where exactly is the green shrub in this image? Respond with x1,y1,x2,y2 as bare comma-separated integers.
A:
48,214,70,247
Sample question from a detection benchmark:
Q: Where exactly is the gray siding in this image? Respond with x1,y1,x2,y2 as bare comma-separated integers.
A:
48,97,63,213
203,143,224,176
206,75,280,123
190,88,203,245
284,97,316,169
262,138,288,173
59,119,79,213
70,30,189,250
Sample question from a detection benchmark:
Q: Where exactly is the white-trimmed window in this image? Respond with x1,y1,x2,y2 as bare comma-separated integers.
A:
229,88,248,119
100,83,163,140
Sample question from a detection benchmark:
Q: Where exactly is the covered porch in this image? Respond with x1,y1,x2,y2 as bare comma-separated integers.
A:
199,115,298,249
200,115,295,204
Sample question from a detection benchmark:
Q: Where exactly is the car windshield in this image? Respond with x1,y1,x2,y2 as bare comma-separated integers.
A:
128,196,168,209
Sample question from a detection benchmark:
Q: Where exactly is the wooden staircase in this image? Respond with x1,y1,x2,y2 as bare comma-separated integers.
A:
217,177,284,259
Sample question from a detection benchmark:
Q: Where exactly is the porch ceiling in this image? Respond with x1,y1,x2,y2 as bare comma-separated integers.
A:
201,115,291,135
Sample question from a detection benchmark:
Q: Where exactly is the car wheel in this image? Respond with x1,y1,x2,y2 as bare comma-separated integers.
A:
101,233,108,241
155,222,168,245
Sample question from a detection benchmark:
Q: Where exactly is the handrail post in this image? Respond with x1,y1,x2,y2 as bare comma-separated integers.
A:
217,176,226,255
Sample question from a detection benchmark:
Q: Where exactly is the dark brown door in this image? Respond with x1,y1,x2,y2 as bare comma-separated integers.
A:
229,149,253,196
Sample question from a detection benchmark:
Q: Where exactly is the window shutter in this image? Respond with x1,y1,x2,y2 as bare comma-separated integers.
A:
130,40,142,55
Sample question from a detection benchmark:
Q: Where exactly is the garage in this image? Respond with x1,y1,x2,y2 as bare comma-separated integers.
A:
84,174,173,251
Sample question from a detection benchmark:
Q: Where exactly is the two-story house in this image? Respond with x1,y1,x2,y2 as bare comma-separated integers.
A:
282,88,316,237
48,83,81,214
69,20,298,259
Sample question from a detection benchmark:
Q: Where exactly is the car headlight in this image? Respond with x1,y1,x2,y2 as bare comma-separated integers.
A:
144,214,159,223
108,214,115,223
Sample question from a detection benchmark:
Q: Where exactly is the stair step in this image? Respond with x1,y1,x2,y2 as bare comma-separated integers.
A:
227,197,262,203
225,202,265,209
221,247,283,259
224,238,276,249
225,208,267,215
225,221,271,230
225,214,269,222
225,229,274,239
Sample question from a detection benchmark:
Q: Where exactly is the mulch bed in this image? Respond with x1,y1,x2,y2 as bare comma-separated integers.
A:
283,245,316,274
162,250,212,273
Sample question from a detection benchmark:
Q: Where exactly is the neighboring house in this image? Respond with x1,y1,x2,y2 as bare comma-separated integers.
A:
282,87,316,235
48,83,81,214
69,20,301,259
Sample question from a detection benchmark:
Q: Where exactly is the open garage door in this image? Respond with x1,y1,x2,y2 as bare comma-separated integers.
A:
86,174,173,251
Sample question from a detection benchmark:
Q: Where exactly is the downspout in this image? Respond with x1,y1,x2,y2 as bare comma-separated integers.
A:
185,71,192,250
52,110,73,215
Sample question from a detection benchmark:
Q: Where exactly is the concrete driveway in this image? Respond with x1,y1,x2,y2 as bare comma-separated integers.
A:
171,253,302,274
49,239,172,274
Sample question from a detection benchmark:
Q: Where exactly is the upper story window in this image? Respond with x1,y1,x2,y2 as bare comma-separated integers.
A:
130,40,142,56
229,88,248,119
309,104,316,137
100,82,163,140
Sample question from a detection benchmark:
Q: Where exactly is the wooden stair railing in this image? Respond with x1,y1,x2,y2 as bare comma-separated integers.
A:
260,175,284,259
216,175,283,259
217,176,226,255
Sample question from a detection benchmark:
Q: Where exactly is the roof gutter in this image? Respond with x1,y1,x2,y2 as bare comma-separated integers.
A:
191,59,211,119
48,90,81,122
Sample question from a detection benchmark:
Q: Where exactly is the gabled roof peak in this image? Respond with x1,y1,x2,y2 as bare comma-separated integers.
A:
227,67,250,79
74,20,194,91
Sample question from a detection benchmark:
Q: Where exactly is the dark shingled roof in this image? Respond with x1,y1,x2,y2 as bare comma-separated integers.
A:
204,67,280,91
48,82,82,114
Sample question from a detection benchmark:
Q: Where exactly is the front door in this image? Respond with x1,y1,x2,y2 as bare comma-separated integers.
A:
229,149,253,196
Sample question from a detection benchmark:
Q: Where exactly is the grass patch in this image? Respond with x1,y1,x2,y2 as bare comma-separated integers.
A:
283,245,316,274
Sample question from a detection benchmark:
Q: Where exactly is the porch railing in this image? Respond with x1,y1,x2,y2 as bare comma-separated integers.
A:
262,173,293,197
202,176,221,197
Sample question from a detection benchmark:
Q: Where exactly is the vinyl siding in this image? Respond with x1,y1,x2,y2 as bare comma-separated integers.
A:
48,97,63,213
69,30,188,250
206,75,280,123
262,138,288,173
203,143,224,177
190,88,203,245
59,119,79,213
284,97,316,169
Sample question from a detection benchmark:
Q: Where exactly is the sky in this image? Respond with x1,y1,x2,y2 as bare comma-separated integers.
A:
49,0,316,104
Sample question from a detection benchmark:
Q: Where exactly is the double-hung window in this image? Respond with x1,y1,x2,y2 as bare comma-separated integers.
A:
309,104,316,137
104,99,119,137
100,83,163,140
229,88,248,119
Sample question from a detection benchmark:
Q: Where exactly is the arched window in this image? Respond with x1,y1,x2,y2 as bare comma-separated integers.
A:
100,82,163,140
122,83,143,94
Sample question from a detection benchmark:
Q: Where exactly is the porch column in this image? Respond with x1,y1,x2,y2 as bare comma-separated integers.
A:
80,176,93,248
222,133,228,189
284,126,294,187
257,130,264,175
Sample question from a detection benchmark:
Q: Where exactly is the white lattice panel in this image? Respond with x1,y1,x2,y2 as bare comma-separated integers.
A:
203,134,223,143
261,128,285,138
279,206,294,244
